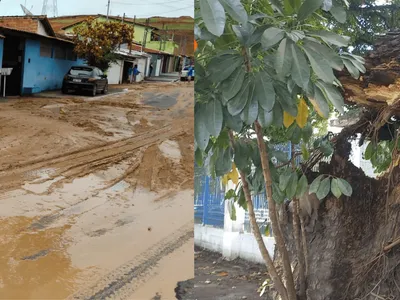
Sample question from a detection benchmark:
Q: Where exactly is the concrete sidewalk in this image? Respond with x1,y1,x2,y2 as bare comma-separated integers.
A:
146,72,180,83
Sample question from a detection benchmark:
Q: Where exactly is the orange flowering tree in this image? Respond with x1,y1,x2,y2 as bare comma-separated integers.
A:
72,17,135,71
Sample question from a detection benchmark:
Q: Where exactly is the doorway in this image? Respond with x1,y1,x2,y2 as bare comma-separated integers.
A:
2,36,25,96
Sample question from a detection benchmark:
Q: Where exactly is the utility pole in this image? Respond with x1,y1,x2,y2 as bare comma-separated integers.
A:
159,22,165,51
122,12,125,23
106,0,111,20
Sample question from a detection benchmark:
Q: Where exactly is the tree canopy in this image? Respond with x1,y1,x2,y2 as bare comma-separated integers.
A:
72,18,135,71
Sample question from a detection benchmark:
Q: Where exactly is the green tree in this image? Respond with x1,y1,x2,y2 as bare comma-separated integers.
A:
194,0,364,299
72,17,135,71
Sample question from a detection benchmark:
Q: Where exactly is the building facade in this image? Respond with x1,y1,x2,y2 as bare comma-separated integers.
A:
0,16,84,96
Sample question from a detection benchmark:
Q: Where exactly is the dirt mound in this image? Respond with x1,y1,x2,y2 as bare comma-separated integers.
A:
132,132,194,191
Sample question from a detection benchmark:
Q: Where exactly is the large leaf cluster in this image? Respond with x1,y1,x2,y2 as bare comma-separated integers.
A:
195,0,359,205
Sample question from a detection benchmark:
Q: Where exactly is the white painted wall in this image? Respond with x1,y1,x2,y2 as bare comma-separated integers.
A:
155,59,161,77
195,198,275,264
107,60,123,85
136,58,147,82
195,225,275,264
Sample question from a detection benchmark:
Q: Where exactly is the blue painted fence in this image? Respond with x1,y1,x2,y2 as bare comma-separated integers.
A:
194,142,301,233
194,175,225,228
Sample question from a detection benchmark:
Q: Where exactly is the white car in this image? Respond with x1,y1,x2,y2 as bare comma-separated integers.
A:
180,66,195,81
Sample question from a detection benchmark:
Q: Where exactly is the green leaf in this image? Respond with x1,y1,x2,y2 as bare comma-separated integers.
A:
291,126,302,144
225,189,237,200
298,0,324,21
343,59,360,79
337,178,352,196
309,175,324,194
286,172,298,199
258,107,274,128
240,81,259,125
290,43,310,90
302,123,313,143
296,175,308,198
275,38,292,78
234,141,251,170
205,99,223,137
287,30,305,43
273,102,284,127
272,181,285,204
219,0,248,23
195,105,210,151
279,171,292,191
232,23,255,45
364,142,375,160
309,85,330,119
320,140,334,156
275,81,298,117
215,147,233,176
302,44,335,83
222,67,246,101
195,148,203,166
227,77,250,116
316,177,331,200
330,0,346,23
238,188,247,210
284,0,294,14
331,178,342,198
254,72,275,111
261,27,285,49
309,30,350,47
271,150,289,163
208,54,244,83
200,0,226,37
301,143,310,160
223,107,243,132
303,40,343,71
315,81,344,114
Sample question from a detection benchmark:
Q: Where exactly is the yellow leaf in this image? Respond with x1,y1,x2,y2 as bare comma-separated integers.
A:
283,111,295,128
228,164,239,185
309,96,327,118
296,98,309,128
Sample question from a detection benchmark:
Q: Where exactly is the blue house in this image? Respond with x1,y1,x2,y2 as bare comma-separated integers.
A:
0,16,84,96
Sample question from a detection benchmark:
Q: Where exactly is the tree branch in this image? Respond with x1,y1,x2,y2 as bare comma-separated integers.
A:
254,122,298,300
228,131,289,300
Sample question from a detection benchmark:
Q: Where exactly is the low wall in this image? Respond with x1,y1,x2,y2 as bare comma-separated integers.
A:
194,224,275,264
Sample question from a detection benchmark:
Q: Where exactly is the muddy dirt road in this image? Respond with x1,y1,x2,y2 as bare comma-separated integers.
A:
0,82,194,299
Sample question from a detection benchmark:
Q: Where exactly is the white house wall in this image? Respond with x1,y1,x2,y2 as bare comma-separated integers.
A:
107,60,123,85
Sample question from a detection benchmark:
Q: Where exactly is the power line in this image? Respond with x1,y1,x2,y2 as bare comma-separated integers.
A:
112,0,186,5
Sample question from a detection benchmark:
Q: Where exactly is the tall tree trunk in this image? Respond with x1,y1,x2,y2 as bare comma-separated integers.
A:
254,121,297,300
229,131,289,300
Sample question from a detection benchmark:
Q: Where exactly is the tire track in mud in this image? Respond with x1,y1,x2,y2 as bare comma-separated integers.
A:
0,125,184,192
68,223,193,300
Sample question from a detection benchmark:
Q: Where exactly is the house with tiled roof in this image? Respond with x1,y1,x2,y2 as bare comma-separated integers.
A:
0,15,84,95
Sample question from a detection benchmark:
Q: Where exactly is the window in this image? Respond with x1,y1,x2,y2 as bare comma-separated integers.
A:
69,67,93,76
40,42,52,58
54,46,66,60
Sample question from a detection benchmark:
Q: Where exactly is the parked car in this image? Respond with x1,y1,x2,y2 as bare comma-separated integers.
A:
180,65,195,81
62,66,108,96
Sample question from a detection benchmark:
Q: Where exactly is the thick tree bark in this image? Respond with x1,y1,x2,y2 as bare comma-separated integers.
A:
254,121,297,300
282,127,400,299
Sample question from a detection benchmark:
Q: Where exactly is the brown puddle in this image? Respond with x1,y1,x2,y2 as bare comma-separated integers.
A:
0,217,83,299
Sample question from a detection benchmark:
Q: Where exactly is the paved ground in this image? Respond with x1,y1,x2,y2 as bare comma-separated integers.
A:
178,248,269,300
0,81,194,299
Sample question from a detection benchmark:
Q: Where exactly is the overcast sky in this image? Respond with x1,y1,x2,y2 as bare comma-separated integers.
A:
0,0,194,18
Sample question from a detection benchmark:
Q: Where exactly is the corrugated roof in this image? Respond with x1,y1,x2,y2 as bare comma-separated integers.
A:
0,26,73,44
0,15,55,36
